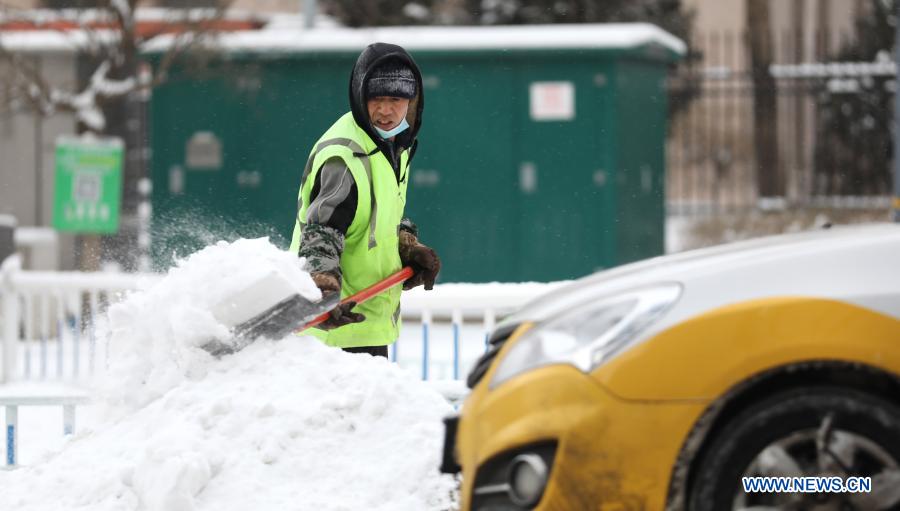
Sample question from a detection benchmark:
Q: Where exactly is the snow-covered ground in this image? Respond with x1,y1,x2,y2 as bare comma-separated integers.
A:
4,319,482,466
0,238,459,510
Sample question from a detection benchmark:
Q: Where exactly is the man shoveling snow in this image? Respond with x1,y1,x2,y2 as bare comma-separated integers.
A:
0,237,458,511
290,42,442,358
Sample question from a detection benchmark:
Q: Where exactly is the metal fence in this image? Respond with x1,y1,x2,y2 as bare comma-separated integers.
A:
0,258,563,468
0,256,557,385
2,393,89,468
667,30,896,215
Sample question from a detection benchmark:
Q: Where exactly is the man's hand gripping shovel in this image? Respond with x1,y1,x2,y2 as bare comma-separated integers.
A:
202,267,414,356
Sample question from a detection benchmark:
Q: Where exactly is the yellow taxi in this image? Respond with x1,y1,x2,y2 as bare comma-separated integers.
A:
442,223,900,511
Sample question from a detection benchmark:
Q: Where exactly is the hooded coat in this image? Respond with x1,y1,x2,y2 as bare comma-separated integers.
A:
289,43,424,347
350,43,424,170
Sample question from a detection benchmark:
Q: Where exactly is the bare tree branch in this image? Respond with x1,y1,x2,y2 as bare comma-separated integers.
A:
0,45,57,116
73,8,107,57
0,0,235,130
146,1,235,88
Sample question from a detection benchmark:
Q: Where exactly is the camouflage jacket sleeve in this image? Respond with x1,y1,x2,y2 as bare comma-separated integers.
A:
298,158,358,278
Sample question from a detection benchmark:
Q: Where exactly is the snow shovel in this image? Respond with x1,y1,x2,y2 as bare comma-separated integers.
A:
202,267,414,356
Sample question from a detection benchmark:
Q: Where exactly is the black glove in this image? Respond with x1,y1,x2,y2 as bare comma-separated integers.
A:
319,300,365,330
399,231,441,290
311,272,366,330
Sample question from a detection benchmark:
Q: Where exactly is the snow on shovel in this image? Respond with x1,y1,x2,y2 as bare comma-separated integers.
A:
202,267,414,356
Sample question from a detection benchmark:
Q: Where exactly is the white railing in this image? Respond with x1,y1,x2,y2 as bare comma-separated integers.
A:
0,255,162,383
397,282,564,380
1,254,562,384
0,257,564,469
1,391,90,468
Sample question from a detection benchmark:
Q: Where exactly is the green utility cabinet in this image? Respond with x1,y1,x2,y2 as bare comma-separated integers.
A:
150,24,683,282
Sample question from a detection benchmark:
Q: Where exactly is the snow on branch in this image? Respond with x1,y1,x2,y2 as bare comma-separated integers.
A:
0,1,235,132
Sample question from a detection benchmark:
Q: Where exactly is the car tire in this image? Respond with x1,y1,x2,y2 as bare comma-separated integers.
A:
688,386,900,511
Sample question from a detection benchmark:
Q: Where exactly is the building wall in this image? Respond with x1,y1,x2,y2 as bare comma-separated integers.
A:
669,0,880,212
2,0,35,8
685,0,861,66
0,53,78,270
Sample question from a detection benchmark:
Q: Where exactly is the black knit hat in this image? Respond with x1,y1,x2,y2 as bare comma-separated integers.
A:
366,59,417,99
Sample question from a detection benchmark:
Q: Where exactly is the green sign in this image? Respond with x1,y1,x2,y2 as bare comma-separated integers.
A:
52,136,124,234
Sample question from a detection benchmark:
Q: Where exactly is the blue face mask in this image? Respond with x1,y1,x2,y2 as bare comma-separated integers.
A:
374,118,410,139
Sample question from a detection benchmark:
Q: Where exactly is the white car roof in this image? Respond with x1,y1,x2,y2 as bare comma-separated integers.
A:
512,224,900,329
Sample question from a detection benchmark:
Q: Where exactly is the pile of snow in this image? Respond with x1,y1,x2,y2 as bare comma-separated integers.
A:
0,238,458,511
98,237,323,409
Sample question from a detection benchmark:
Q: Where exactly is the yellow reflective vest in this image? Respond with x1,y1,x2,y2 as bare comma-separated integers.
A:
290,112,409,347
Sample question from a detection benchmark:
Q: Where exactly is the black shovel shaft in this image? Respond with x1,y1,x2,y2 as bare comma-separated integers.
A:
299,267,415,332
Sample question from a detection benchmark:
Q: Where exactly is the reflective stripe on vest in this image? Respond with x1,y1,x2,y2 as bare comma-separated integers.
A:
298,137,378,249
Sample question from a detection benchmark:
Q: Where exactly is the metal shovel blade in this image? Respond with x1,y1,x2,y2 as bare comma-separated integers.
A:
201,292,340,356
200,266,413,357
201,270,340,357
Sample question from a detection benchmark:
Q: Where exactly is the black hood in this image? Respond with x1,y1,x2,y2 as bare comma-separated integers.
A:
349,43,424,154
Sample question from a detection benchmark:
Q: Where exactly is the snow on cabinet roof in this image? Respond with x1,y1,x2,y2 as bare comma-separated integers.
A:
153,23,686,56
3,22,685,56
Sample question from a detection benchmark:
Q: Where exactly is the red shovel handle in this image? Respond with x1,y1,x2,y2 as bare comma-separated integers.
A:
300,266,415,332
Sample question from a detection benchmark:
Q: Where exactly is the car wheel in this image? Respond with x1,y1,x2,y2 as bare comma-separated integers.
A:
688,386,900,511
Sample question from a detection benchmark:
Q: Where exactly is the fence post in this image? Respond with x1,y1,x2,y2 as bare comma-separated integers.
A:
1,256,20,384
421,309,432,381
5,405,17,467
63,405,75,436
451,309,462,380
484,308,497,352
1,293,16,385
56,293,64,380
